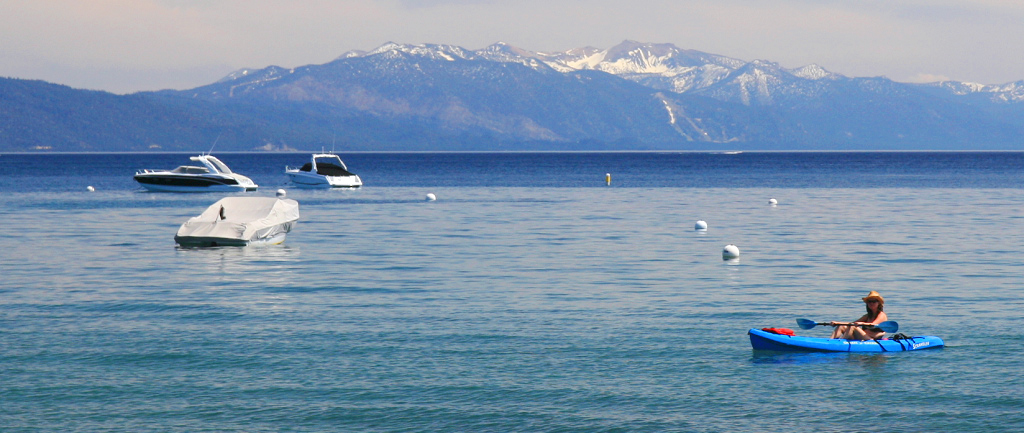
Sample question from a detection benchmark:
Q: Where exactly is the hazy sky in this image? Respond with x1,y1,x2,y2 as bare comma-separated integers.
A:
3,0,1024,94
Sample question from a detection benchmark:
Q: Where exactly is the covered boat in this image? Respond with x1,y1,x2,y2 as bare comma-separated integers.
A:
174,197,299,247
285,153,362,188
135,155,259,192
748,328,943,353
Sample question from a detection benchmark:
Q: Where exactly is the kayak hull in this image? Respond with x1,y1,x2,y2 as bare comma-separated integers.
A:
748,328,944,353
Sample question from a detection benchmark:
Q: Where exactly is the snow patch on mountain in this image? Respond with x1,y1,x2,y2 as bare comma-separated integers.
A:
558,49,606,71
661,99,676,124
930,80,1024,102
989,81,1024,102
369,42,476,62
791,64,840,80
218,66,290,83
935,81,988,95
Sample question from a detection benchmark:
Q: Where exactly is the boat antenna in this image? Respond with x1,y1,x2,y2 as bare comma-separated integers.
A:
206,132,223,156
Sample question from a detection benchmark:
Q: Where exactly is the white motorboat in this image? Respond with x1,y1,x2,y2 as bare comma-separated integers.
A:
135,154,259,192
285,153,362,188
174,196,300,247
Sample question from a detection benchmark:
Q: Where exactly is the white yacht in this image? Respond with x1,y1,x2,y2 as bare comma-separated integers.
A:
285,153,362,188
174,196,299,247
134,155,259,192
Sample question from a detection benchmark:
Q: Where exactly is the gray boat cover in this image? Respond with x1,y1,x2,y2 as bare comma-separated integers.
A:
176,197,300,242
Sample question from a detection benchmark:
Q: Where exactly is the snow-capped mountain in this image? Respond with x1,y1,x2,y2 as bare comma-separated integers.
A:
304,40,1024,107
150,41,1024,150
337,41,788,100
216,40,1024,107
6,40,1024,152
552,40,747,94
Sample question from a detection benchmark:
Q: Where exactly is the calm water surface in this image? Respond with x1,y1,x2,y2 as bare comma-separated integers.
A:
1,152,1022,432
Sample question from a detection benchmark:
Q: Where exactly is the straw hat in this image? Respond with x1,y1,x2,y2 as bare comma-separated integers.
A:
862,291,884,304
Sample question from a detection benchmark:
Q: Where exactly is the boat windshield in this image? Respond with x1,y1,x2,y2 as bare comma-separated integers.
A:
170,166,210,174
313,155,347,170
201,156,234,174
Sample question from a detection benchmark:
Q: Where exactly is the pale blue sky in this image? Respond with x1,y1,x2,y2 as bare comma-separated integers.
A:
2,0,1023,93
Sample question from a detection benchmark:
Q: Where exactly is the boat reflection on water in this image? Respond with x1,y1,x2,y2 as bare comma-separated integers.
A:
174,243,300,285
750,350,891,367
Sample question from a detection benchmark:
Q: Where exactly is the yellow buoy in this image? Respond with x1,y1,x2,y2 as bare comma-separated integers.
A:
605,173,611,185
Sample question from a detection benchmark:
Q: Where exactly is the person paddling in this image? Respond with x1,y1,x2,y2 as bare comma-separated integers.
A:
830,291,888,340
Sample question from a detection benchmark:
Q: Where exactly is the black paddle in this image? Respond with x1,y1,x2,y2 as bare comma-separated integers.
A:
796,318,899,333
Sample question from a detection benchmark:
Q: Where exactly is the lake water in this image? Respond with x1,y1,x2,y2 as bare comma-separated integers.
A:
1,152,1022,432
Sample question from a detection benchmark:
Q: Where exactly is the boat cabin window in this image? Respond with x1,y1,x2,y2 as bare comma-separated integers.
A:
313,162,354,176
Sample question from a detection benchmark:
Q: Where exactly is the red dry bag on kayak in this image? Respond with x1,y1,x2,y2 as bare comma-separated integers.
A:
761,327,796,336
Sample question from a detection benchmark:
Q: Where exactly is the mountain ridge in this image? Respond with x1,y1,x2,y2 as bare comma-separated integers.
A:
3,40,1024,152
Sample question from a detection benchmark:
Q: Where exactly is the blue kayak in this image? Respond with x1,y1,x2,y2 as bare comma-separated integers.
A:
748,328,944,352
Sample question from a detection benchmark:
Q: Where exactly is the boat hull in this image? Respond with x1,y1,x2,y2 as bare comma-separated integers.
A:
286,171,362,188
748,328,943,353
174,231,288,247
134,174,257,192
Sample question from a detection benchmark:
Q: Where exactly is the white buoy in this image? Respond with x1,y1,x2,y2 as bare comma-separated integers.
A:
695,220,708,231
86,186,95,192
276,189,287,198
426,193,436,201
769,198,778,206
722,244,740,259
605,173,611,185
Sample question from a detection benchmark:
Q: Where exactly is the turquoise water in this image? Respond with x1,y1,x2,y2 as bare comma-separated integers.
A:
1,153,1023,432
